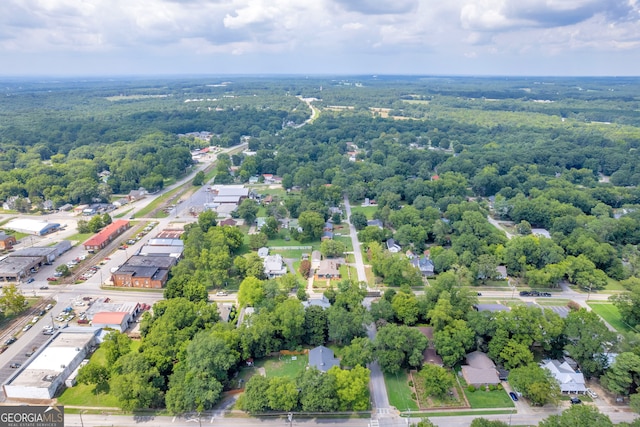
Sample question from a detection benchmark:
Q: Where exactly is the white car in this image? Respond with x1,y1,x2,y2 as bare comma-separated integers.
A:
586,388,598,399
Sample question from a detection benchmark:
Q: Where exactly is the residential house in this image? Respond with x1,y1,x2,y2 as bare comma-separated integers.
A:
257,247,269,258
542,360,586,394
323,222,334,232
322,230,334,241
256,217,267,231
367,219,383,229
263,254,287,279
219,218,237,227
316,258,343,279
461,351,501,387
418,327,443,367
262,195,273,205
112,198,129,208
302,296,331,309
411,256,435,277
309,346,340,372
496,265,508,280
127,188,147,201
386,238,401,253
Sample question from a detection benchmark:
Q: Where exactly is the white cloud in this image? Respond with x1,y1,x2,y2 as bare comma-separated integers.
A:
0,0,638,75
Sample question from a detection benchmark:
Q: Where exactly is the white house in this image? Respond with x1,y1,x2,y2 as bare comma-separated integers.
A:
386,238,401,253
264,254,287,279
542,359,586,394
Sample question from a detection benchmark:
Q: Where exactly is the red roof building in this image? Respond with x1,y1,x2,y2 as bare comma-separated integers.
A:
91,311,131,332
83,220,130,252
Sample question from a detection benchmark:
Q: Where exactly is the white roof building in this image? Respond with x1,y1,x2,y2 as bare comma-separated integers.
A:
3,329,100,399
4,219,60,236
211,185,249,198
264,254,287,279
542,359,586,394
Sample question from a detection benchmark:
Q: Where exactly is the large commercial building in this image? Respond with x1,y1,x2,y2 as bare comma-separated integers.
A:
4,219,60,236
3,329,100,400
0,241,73,281
110,255,175,288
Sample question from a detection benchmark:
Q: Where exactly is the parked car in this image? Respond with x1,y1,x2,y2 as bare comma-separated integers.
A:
40,285,49,289
22,324,32,332
9,362,21,369
26,277,35,283
46,277,57,281
4,337,17,345
570,397,582,405
586,388,598,399
509,392,519,401
216,291,228,296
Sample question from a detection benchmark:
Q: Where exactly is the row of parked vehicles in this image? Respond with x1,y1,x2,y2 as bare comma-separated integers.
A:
519,290,552,297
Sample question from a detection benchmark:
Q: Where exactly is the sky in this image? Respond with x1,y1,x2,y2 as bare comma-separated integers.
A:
0,0,639,77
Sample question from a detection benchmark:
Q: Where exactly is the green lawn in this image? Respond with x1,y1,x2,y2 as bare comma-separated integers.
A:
349,205,378,219
57,341,140,407
464,388,514,409
65,232,93,244
587,302,635,332
335,236,354,252
259,354,308,378
57,383,121,407
605,277,626,291
384,370,419,411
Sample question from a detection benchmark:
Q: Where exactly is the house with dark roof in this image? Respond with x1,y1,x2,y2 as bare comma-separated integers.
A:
309,346,340,372
386,238,401,253
411,256,435,277
367,219,383,229
110,255,175,289
418,327,443,366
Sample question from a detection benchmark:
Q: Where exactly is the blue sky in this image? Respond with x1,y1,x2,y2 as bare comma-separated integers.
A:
1,0,639,76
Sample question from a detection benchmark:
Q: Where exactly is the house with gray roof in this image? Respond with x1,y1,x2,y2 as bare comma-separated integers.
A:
309,346,340,372
461,351,500,387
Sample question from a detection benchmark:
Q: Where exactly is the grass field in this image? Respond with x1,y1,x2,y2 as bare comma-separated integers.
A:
349,205,378,220
65,232,93,244
587,302,636,333
259,354,309,378
464,388,514,409
384,370,419,411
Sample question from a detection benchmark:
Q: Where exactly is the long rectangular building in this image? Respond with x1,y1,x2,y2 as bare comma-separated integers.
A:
3,329,99,400
83,220,130,252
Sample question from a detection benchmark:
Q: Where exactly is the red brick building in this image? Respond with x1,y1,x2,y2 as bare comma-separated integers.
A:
83,220,130,252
